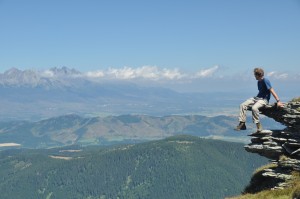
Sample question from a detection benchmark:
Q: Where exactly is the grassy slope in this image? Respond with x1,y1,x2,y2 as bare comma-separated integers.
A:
227,164,300,199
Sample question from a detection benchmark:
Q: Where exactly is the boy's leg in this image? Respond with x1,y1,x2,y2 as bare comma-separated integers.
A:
239,98,255,123
235,98,255,131
251,99,267,124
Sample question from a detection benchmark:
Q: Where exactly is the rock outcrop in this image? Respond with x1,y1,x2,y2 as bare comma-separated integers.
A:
244,98,300,190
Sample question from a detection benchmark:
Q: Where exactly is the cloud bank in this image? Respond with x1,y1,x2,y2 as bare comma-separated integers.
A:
79,66,299,94
83,65,299,82
84,65,221,80
1,66,298,94
3,65,298,83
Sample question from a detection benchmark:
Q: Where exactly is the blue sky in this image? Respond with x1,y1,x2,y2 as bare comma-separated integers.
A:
0,0,299,95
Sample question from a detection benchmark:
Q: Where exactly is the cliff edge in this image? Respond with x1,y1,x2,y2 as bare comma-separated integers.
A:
240,97,300,198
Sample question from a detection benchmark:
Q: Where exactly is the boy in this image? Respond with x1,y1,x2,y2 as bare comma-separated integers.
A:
235,68,283,132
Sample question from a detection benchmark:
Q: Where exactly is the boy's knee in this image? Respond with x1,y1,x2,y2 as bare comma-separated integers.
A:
252,106,259,113
240,102,249,109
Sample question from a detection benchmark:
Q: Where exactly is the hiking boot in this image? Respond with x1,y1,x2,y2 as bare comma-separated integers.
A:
234,122,246,131
256,122,263,132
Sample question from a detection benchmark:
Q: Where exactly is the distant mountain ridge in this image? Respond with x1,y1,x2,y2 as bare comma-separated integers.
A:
0,67,86,89
0,67,245,120
0,114,282,148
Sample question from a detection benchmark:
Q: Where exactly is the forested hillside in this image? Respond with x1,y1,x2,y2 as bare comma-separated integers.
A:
0,135,267,199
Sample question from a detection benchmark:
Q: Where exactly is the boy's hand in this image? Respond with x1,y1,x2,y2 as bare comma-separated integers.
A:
277,101,284,108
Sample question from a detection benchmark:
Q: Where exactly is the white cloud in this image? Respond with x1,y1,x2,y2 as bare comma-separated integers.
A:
267,71,289,80
107,67,135,79
194,65,219,78
161,68,185,80
41,70,54,77
85,70,105,78
88,66,186,80
81,65,248,82
134,66,159,79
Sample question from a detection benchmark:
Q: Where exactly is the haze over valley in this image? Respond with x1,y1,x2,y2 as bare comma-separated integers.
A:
0,67,294,121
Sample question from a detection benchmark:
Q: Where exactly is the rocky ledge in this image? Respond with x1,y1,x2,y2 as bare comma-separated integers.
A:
244,98,300,190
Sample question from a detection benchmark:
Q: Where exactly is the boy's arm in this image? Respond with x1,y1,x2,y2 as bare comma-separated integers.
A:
270,88,284,107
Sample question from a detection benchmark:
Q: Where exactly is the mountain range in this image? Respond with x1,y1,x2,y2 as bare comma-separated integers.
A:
0,113,284,149
0,67,248,120
0,67,82,88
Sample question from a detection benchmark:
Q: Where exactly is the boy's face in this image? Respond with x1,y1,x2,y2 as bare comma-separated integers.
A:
254,72,262,80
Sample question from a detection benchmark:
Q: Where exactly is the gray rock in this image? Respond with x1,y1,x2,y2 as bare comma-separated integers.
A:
244,99,300,190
